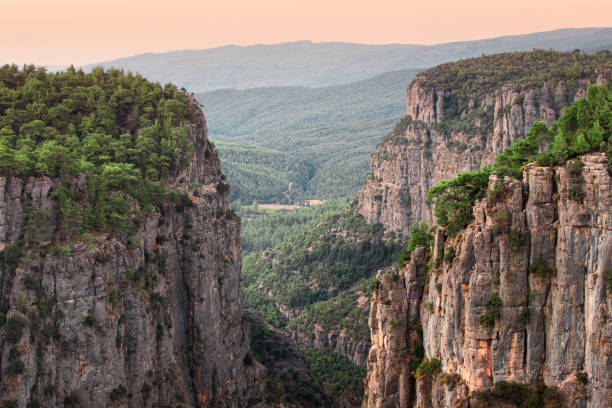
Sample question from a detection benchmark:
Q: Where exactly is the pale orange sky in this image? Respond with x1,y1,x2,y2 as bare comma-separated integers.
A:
1,0,611,65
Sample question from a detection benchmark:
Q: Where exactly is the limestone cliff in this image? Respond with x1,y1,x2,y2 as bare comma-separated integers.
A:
357,51,612,237
0,98,265,407
365,152,611,407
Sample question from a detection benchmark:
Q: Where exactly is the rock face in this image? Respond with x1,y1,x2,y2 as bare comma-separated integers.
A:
365,153,612,407
290,319,370,366
0,99,265,407
357,70,611,237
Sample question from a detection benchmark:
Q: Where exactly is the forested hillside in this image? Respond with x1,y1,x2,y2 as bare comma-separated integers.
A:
238,198,350,255
213,140,311,206
241,201,402,365
200,69,421,201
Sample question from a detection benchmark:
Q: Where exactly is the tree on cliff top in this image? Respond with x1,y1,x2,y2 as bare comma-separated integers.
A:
0,64,197,235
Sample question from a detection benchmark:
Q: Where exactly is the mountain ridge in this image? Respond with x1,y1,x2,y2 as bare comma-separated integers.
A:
81,27,612,92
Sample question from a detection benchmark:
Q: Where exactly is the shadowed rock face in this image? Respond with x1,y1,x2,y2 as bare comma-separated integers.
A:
365,153,612,408
357,70,611,237
0,98,265,407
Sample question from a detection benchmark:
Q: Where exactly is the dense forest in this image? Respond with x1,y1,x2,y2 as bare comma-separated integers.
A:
198,69,421,201
0,64,196,235
242,206,400,311
214,140,312,206
241,201,401,349
247,314,365,407
238,198,349,254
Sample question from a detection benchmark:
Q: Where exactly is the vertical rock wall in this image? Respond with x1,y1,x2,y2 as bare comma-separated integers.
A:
357,72,611,237
365,153,611,407
0,101,265,407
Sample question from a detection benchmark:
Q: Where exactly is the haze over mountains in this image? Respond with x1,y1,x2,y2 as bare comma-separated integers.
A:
83,27,612,92
77,27,612,204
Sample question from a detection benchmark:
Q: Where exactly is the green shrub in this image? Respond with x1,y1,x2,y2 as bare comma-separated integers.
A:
509,229,530,252
369,279,381,293
529,258,552,278
398,221,432,266
1,244,22,269
519,307,532,323
6,360,25,375
474,381,560,408
108,287,119,303
22,274,40,292
487,181,506,202
444,247,456,263
415,358,441,379
94,250,110,264
606,269,612,292
441,373,460,385
55,246,71,258
83,314,96,327
576,371,588,385
388,319,400,327
2,400,18,408
5,315,28,343
478,294,502,327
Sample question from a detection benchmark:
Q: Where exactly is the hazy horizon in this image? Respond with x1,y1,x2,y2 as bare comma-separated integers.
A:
2,0,611,66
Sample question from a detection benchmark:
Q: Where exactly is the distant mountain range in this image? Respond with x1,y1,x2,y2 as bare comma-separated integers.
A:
82,27,612,92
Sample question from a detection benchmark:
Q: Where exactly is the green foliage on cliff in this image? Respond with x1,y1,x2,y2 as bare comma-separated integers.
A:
428,170,492,237
0,64,197,235
473,381,562,408
420,50,611,95
397,221,433,266
478,294,502,327
429,83,611,236
419,50,611,130
414,357,441,380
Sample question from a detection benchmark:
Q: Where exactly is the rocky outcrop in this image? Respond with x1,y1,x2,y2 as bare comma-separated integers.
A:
357,69,611,237
365,248,428,407
0,99,265,407
291,321,370,366
365,152,612,407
